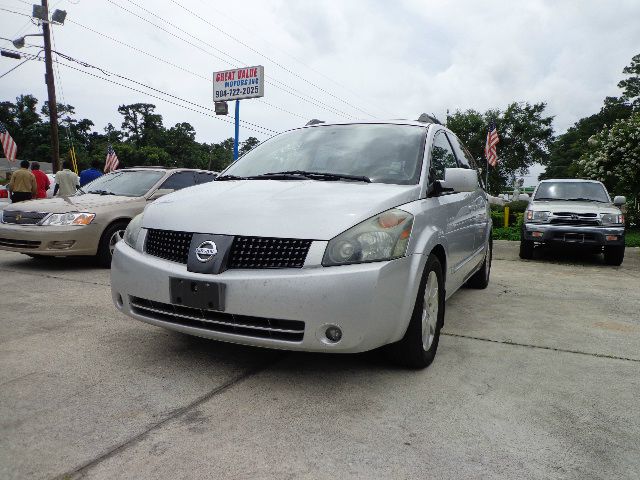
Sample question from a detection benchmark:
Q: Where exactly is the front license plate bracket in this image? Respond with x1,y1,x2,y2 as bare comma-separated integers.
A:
169,277,225,311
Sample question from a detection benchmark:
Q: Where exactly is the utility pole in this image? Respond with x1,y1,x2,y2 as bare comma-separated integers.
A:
41,0,60,173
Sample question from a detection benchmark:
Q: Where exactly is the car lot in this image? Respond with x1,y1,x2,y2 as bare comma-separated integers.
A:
1,241,639,479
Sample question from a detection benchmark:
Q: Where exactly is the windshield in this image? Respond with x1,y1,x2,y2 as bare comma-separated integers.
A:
81,170,165,197
223,124,426,185
534,182,610,203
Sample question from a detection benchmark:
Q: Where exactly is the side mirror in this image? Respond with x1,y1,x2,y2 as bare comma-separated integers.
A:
147,188,174,201
613,195,626,206
441,168,478,193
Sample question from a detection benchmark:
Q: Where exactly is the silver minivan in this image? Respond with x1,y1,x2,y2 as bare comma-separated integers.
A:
111,119,492,368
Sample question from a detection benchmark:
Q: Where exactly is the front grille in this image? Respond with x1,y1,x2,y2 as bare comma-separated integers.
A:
229,236,312,269
554,212,597,217
145,229,313,269
2,211,48,225
0,237,41,249
146,229,193,264
549,218,600,226
130,296,304,342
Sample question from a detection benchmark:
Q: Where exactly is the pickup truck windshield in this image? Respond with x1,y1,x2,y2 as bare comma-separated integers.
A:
80,170,165,197
534,182,610,203
223,124,426,185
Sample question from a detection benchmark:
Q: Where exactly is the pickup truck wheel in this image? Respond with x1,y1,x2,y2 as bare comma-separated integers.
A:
519,239,534,259
384,254,444,369
467,237,492,289
603,245,624,266
96,221,128,268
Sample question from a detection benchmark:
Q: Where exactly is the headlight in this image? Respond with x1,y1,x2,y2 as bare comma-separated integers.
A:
41,212,95,226
601,213,624,225
322,208,413,266
526,210,549,222
124,213,144,248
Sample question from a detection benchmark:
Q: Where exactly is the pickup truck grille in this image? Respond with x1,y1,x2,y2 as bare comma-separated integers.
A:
145,229,312,269
549,213,599,227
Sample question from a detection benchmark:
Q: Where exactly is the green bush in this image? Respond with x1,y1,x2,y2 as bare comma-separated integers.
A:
506,200,529,213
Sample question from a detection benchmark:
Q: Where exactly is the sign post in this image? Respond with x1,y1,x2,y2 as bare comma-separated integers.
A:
213,65,264,161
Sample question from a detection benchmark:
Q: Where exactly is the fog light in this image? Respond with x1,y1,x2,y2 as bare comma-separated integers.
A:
606,235,618,241
532,231,543,238
325,326,343,343
48,240,75,249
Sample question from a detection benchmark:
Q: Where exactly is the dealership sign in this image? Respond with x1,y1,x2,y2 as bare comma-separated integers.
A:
213,65,265,102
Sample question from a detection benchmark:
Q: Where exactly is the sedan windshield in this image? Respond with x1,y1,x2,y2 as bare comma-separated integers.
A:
223,124,426,185
534,182,610,203
80,170,165,197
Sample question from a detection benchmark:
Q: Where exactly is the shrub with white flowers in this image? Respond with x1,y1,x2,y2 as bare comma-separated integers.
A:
578,112,640,201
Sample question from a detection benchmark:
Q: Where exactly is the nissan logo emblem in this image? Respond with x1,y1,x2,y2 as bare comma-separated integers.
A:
195,240,218,263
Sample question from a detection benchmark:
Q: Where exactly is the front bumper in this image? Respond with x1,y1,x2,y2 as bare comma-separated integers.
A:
0,223,101,255
522,223,625,246
110,241,425,353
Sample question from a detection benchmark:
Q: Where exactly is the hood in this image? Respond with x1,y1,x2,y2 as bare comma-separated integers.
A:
529,200,621,215
143,180,420,240
4,194,139,213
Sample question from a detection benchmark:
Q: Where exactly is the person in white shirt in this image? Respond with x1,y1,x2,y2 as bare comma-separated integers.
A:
54,161,80,197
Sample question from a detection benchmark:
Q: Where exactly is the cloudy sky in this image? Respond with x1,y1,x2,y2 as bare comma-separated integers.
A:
1,0,639,181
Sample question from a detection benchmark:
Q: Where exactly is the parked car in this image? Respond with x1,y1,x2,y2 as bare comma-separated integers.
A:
520,179,626,265
111,119,492,368
0,168,217,266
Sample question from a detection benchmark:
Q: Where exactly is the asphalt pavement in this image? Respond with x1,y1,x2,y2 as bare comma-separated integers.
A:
0,242,639,479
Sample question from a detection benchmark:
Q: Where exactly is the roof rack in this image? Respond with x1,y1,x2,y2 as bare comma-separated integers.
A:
305,119,325,126
417,113,443,125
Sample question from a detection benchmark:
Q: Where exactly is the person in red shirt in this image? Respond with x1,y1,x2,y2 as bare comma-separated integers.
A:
30,162,51,199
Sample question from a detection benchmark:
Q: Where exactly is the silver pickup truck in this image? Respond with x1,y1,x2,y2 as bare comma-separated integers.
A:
520,179,626,265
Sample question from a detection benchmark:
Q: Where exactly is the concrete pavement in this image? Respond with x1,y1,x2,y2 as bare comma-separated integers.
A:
0,242,639,479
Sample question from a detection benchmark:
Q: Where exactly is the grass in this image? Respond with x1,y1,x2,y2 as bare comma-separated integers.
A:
493,225,640,247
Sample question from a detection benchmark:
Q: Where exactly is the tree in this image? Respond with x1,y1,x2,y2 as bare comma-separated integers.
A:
541,97,632,179
240,136,260,156
618,53,640,109
117,103,164,147
577,112,640,214
447,102,554,194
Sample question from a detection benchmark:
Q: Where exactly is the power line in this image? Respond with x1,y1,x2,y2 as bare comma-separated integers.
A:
167,0,378,119
193,0,390,118
0,57,31,78
58,60,275,136
63,19,306,121
105,0,357,120
1,44,278,135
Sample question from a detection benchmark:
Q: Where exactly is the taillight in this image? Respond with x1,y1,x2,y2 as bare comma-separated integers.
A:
0,189,8,198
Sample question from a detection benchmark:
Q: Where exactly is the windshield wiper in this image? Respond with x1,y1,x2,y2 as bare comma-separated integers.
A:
266,170,371,183
565,197,607,203
87,189,116,195
533,197,556,201
215,174,249,181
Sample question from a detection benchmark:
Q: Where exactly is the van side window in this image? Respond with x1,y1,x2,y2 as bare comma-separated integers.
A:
430,131,458,181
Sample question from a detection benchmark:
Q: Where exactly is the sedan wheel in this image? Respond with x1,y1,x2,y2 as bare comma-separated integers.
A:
109,229,125,256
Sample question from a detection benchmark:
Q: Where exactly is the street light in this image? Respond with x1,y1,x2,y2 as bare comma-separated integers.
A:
12,33,44,49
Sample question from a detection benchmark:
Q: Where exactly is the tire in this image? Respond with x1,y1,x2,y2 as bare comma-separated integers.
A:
519,239,534,259
384,254,445,369
603,245,625,266
96,221,128,268
467,237,492,289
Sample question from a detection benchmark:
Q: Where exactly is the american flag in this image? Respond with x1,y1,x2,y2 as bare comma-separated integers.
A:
0,121,17,162
485,121,499,167
104,144,119,173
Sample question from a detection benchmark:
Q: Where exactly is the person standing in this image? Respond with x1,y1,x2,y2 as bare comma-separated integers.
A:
30,161,51,199
54,161,80,197
7,160,37,203
79,160,103,187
